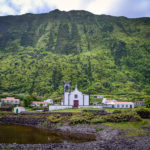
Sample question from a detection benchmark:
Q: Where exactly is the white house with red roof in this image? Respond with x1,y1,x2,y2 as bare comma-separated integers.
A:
113,102,134,108
32,101,49,107
44,99,53,104
102,98,134,108
102,98,117,105
1,97,20,105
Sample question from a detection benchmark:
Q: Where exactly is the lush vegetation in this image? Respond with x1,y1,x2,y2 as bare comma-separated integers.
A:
0,10,150,98
1,107,150,137
104,119,150,137
48,108,150,124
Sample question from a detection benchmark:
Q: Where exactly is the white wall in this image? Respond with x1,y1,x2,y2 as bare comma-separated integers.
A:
69,90,83,106
14,107,25,113
102,98,107,104
84,95,89,105
49,105,72,111
44,99,53,104
103,104,113,108
114,104,134,108
79,106,103,109
2,100,19,105
64,92,69,105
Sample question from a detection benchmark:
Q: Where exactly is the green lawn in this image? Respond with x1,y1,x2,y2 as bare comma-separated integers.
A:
104,119,150,129
105,108,133,112
24,107,34,111
51,108,134,113
51,108,103,113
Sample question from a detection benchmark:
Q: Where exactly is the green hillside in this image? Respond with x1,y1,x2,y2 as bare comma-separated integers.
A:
0,9,150,97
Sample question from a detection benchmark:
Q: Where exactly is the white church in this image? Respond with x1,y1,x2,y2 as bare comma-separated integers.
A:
62,82,90,108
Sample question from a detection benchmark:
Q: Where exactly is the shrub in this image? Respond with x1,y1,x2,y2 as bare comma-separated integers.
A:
83,109,109,116
69,114,94,124
113,110,122,114
90,116,106,123
135,108,150,118
47,114,62,123
32,106,43,110
103,112,141,123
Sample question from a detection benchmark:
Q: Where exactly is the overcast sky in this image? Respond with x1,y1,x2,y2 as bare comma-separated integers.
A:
0,0,150,18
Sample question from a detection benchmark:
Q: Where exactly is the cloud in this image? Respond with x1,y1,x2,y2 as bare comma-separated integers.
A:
110,0,150,18
85,0,121,15
0,0,15,15
0,0,150,18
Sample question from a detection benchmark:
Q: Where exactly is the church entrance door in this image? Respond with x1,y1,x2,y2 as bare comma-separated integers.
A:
74,100,79,108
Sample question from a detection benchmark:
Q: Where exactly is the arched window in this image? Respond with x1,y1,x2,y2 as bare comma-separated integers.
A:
74,94,78,98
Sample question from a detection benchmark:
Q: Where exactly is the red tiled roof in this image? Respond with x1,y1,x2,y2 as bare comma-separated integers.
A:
1,97,20,101
115,102,134,105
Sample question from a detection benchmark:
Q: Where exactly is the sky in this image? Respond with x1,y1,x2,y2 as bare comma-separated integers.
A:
0,0,150,18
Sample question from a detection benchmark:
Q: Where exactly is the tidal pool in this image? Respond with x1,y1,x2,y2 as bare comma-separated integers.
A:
0,124,96,144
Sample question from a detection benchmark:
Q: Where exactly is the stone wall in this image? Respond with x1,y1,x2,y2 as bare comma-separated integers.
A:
0,117,46,125
82,109,109,115
20,112,72,116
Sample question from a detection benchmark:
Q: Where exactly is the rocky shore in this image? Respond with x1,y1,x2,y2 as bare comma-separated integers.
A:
0,114,150,150
0,132,150,150
0,124,150,150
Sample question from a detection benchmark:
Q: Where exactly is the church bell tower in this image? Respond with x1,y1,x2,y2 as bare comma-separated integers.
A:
64,81,71,93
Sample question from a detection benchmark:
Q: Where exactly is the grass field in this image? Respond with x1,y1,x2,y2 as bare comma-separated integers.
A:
52,108,102,113
104,119,150,129
51,108,134,113
104,119,150,137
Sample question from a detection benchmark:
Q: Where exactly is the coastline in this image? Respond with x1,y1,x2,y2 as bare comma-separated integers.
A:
0,113,150,150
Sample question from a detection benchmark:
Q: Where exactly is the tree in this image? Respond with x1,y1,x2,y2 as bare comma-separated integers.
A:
145,98,150,108
24,95,36,107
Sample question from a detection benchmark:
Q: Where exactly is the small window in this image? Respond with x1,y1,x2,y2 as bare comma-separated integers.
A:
74,94,78,98
117,104,120,108
122,105,124,108
126,105,128,108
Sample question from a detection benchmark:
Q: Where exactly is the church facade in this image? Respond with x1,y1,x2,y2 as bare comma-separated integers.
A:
63,82,89,108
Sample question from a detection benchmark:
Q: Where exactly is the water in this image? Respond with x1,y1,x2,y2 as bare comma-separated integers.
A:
0,124,96,144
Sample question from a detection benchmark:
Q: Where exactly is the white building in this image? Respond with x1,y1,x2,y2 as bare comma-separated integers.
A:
102,98,134,108
134,100,145,106
63,83,89,108
113,102,134,108
1,97,20,105
14,106,25,113
44,99,53,104
102,98,117,105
